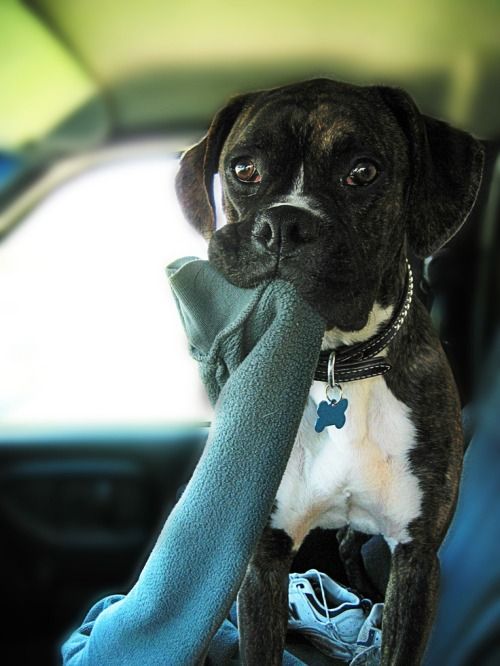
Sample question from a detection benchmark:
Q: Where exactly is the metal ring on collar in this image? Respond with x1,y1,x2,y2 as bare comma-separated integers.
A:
326,383,343,403
327,351,336,388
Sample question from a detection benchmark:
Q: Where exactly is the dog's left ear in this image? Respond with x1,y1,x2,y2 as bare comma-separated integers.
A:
379,86,485,258
175,93,253,240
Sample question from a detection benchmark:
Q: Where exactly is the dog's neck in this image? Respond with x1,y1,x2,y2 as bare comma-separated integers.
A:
322,302,395,350
321,257,408,351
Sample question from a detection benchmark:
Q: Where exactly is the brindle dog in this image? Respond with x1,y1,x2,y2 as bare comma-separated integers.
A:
176,79,484,666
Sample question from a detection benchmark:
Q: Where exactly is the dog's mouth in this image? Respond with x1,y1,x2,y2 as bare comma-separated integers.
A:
208,222,376,330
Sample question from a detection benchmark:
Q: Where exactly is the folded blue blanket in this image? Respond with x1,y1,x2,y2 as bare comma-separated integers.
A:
62,257,325,665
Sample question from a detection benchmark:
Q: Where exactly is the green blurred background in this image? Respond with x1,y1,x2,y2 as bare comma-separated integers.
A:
2,0,500,155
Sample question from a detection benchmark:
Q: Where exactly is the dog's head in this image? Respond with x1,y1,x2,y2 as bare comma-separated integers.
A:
176,79,483,329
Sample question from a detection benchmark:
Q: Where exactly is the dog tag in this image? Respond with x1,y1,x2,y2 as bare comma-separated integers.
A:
315,397,348,433
315,383,348,433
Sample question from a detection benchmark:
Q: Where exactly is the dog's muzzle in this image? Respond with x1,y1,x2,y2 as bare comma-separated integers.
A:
252,205,320,256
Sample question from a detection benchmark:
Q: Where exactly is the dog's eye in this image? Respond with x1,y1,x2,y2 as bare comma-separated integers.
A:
344,161,378,187
233,158,261,183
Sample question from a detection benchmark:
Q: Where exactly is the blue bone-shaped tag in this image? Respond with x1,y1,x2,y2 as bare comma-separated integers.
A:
315,398,349,433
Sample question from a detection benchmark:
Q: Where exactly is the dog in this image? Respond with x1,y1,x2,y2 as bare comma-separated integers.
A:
175,78,484,665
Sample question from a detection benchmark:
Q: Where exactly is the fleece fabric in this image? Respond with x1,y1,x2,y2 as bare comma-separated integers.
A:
61,257,325,665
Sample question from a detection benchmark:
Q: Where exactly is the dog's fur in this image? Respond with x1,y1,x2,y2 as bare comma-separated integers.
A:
175,79,484,666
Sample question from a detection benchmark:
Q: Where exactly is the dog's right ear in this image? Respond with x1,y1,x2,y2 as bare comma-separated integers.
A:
175,94,252,240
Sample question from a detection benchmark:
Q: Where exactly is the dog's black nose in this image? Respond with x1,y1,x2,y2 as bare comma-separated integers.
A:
253,205,319,254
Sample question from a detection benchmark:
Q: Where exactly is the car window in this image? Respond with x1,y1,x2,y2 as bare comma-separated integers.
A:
0,153,213,432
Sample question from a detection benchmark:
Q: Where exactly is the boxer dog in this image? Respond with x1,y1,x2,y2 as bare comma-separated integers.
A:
175,79,484,665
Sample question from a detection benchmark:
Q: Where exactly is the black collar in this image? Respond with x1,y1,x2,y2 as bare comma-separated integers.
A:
314,262,414,384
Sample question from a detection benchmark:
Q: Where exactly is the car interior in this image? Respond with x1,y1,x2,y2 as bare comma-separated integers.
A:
1,2,500,664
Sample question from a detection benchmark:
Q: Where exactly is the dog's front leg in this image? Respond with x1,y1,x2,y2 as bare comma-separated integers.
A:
382,541,439,666
238,526,294,666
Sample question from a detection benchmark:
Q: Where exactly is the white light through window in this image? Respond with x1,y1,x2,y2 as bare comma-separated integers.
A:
0,154,214,430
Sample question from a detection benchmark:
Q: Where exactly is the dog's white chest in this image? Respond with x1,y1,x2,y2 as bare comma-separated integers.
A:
271,377,422,549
